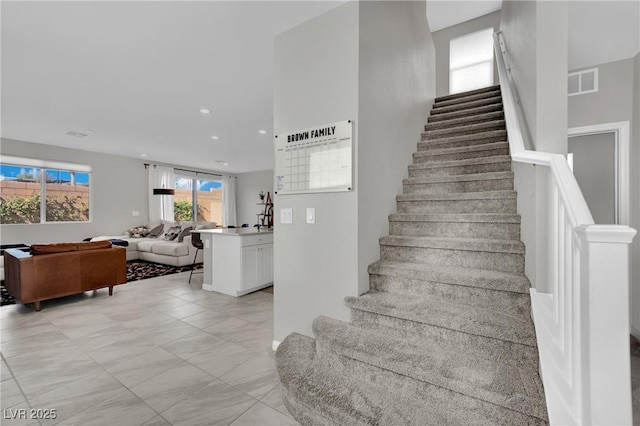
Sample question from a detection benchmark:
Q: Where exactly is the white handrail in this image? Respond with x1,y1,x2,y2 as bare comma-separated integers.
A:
494,30,637,425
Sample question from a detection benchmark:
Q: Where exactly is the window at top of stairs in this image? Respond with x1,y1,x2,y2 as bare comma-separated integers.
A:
449,27,494,95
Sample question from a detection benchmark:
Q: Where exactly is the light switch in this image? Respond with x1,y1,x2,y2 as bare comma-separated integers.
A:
306,208,315,224
204,239,210,249
132,210,140,217
280,208,293,224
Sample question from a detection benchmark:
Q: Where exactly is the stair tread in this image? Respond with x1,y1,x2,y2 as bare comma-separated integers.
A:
435,85,501,103
404,171,513,184
413,141,509,157
277,333,545,426
431,96,503,115
409,155,511,170
389,213,520,223
380,234,524,254
434,90,502,108
420,129,506,145
428,103,503,123
368,260,530,294
397,190,516,201
423,120,506,138
345,291,537,347
313,316,547,419
424,111,503,130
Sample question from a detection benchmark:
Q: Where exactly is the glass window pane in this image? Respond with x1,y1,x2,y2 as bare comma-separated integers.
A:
0,165,41,223
174,176,194,221
450,61,493,94
196,179,222,223
581,71,595,91
450,28,494,69
45,169,90,222
568,74,580,94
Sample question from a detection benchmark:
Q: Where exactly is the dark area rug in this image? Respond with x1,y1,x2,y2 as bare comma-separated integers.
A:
0,260,203,307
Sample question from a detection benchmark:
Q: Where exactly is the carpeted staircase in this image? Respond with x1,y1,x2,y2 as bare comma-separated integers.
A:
275,85,548,425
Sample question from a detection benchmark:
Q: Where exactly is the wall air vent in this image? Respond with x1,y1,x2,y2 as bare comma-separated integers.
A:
64,131,89,138
568,68,598,96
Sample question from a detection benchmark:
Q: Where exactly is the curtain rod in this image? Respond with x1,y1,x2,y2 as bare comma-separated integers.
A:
144,163,230,178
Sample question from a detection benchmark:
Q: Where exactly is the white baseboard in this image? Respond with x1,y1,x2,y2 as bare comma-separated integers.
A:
272,340,281,351
202,283,214,292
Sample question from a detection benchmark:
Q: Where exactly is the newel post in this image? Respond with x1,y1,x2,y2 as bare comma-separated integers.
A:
575,225,636,425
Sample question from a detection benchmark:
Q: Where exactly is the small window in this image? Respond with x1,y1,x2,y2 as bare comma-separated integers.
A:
174,174,222,224
449,28,494,94
568,68,598,96
0,157,91,224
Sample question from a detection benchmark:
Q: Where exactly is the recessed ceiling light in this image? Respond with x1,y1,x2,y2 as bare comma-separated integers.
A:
216,160,229,166
200,108,211,114
211,135,219,140
140,154,147,157
258,130,267,134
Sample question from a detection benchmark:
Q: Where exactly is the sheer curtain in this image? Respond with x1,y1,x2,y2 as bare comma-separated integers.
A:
222,175,237,227
148,165,175,222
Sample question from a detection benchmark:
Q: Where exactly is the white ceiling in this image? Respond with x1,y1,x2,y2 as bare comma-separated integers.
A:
426,0,502,32
2,1,638,175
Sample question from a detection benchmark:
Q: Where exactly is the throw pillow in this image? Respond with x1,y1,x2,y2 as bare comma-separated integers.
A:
177,226,193,243
147,223,164,238
127,226,150,238
163,225,182,241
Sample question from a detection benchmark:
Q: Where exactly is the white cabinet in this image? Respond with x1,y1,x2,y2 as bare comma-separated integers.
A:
199,229,273,297
241,244,273,292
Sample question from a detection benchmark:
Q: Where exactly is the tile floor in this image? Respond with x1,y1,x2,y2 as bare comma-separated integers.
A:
0,272,298,426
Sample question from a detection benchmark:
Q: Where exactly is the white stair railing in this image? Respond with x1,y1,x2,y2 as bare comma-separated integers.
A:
494,31,637,425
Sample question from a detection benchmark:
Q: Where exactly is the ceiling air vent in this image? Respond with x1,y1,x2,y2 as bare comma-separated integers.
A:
568,68,598,96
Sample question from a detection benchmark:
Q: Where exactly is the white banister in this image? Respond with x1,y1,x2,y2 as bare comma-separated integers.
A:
494,31,637,425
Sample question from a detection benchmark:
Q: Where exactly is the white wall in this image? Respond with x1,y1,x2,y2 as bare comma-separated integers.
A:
568,56,639,333
273,0,434,342
273,1,360,342
500,0,569,292
357,0,434,294
432,10,501,98
236,169,274,227
1,138,148,244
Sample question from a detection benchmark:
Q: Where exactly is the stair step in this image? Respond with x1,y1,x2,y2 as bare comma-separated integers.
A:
389,213,520,239
423,120,506,141
346,291,536,347
408,156,511,178
434,89,502,109
428,103,503,123
396,190,517,214
424,110,504,132
419,128,506,146
379,235,525,273
435,85,501,103
277,333,546,426
368,260,531,294
431,95,503,115
313,316,547,420
413,142,509,162
402,171,514,194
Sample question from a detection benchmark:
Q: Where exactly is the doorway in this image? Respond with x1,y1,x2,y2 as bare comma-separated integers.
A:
568,121,630,226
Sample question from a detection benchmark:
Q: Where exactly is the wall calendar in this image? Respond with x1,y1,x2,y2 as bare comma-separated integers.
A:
274,120,353,194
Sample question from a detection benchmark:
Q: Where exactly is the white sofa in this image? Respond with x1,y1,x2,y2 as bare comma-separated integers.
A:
92,221,215,267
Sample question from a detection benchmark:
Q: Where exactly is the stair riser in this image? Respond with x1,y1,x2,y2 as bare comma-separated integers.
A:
419,134,505,148
432,97,502,115
380,245,525,273
369,274,530,316
414,146,509,162
409,161,511,178
436,85,500,103
428,103,503,123
389,221,520,240
435,90,501,108
423,123,505,141
396,198,517,214
314,342,545,422
280,386,345,426
350,310,539,368
402,178,513,194
424,111,503,131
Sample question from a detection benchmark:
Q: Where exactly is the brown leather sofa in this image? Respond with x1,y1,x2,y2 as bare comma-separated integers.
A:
3,241,127,311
